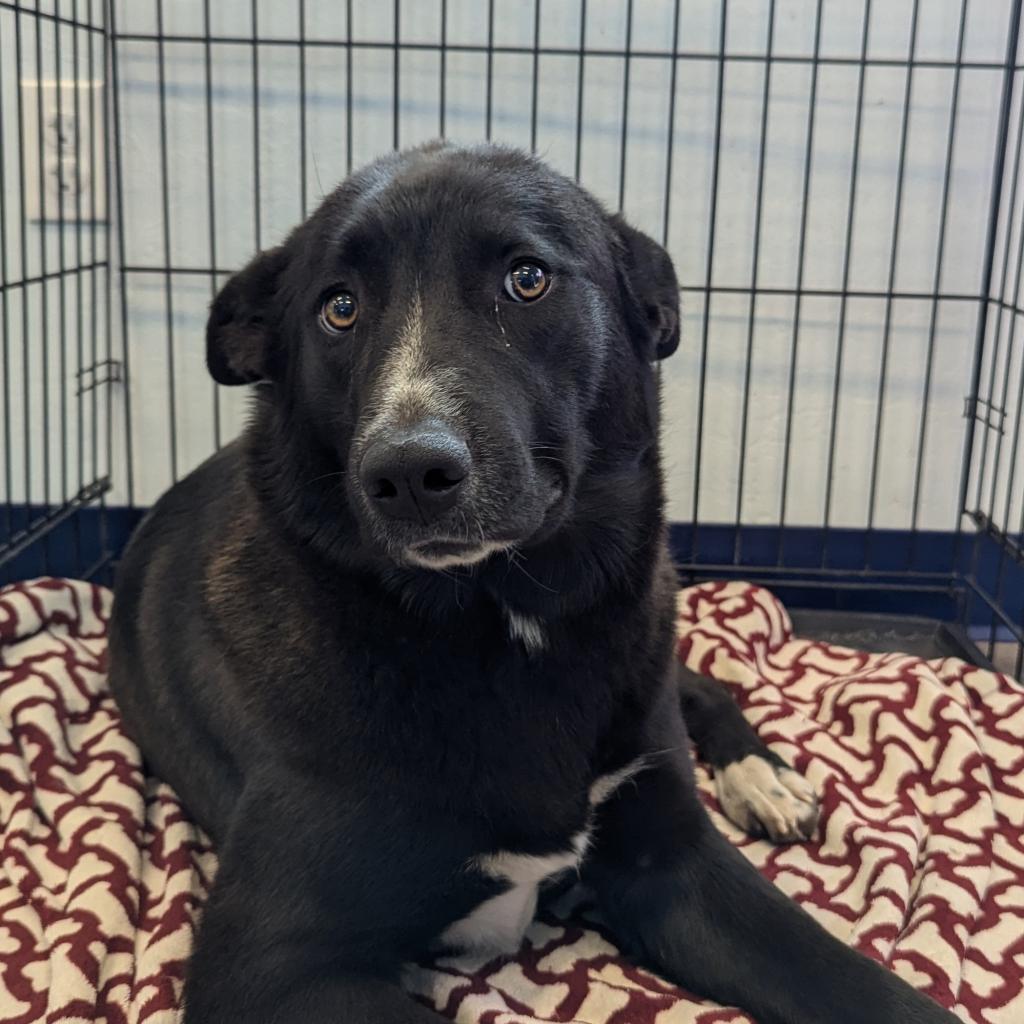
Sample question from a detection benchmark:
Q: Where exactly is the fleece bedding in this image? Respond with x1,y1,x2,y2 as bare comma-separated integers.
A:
0,577,1022,1023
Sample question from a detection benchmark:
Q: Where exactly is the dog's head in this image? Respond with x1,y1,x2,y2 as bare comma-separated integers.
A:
208,144,678,575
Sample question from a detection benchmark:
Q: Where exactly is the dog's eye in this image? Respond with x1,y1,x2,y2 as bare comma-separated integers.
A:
320,292,359,332
505,263,549,303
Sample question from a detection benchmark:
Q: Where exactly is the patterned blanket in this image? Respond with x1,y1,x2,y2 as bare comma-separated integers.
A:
1,577,1021,1023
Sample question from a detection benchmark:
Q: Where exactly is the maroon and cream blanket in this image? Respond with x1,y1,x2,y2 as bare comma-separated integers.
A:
1,577,1022,1023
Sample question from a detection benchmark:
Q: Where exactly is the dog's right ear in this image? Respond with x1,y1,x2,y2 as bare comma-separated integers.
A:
206,246,289,386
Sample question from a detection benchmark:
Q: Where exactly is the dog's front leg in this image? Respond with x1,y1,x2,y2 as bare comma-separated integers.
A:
186,954,443,1024
677,664,819,843
584,744,959,1024
182,784,452,1024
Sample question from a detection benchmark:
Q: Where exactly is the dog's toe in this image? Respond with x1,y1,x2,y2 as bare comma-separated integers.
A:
714,754,819,843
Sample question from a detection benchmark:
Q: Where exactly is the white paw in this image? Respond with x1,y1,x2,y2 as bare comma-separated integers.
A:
715,754,819,843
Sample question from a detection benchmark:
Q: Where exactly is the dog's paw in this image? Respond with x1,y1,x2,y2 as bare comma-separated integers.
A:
714,753,819,843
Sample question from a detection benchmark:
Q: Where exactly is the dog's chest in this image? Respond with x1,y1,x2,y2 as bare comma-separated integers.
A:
437,758,645,955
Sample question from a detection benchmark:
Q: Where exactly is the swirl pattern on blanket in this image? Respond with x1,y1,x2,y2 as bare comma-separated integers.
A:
0,578,1021,1023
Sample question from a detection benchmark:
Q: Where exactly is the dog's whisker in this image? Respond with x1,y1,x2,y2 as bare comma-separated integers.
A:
304,470,347,487
509,550,558,595
311,148,325,201
451,571,465,611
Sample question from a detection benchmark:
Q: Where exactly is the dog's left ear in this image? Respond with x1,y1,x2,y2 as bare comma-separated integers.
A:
609,215,680,361
206,246,290,386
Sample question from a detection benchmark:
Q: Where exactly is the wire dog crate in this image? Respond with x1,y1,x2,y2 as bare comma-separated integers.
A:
2,0,1024,674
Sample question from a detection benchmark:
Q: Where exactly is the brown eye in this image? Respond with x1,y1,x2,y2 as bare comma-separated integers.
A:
505,262,549,302
321,291,358,332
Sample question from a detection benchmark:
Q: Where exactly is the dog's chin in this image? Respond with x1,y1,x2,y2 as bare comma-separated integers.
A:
365,483,566,572
403,539,511,571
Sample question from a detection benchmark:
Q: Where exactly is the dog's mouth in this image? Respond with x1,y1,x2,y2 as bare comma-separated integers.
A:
404,538,511,570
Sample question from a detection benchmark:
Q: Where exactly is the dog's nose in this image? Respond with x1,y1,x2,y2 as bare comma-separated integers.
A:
359,422,471,523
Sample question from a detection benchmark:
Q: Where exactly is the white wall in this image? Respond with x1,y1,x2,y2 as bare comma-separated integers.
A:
2,0,1023,536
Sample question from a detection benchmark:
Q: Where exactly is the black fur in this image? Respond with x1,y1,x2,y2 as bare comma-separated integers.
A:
109,143,956,1024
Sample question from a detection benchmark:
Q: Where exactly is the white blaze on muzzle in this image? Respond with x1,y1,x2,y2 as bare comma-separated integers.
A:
367,290,462,432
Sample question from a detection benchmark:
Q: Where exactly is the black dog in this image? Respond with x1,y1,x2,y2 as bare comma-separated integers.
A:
109,143,956,1024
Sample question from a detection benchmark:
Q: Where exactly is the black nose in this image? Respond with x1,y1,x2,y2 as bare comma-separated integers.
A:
359,422,471,523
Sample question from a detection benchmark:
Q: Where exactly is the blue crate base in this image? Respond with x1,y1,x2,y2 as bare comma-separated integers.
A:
3,508,1021,635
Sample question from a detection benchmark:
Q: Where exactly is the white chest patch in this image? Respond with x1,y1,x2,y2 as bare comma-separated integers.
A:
439,758,647,955
505,610,546,653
